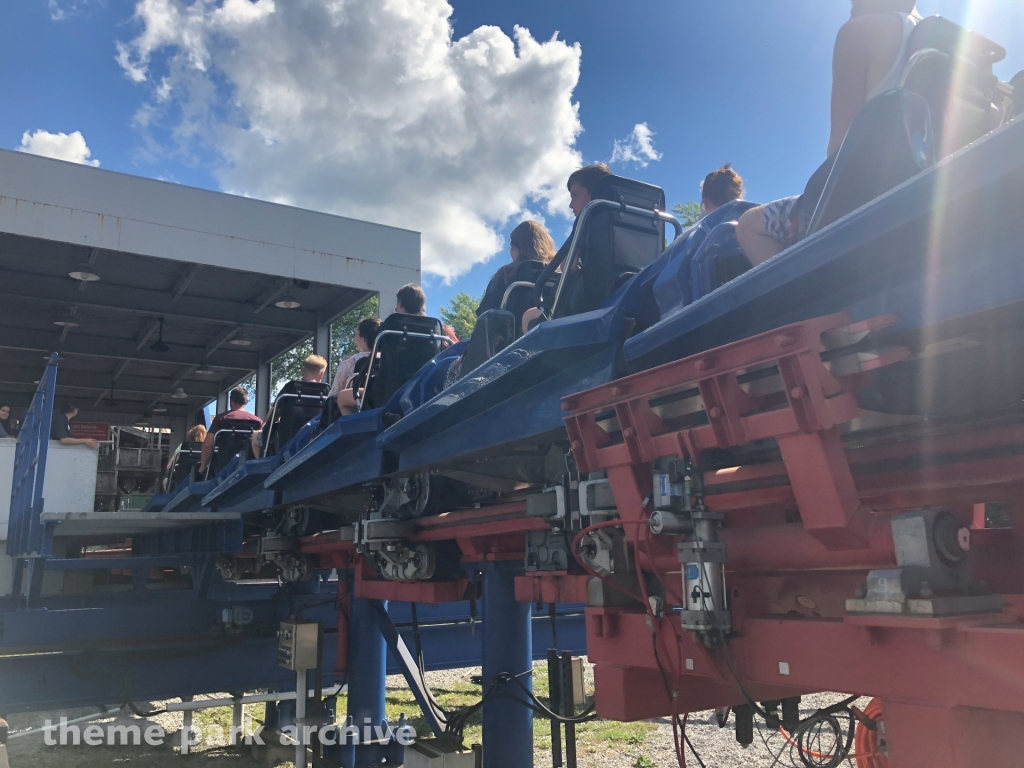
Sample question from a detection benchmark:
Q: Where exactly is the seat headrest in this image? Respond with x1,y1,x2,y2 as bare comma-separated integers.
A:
214,418,260,432
909,16,1005,70
280,380,331,397
379,313,445,335
591,175,666,212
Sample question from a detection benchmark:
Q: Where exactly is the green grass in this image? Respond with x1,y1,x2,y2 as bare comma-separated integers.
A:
179,661,658,761
371,662,657,760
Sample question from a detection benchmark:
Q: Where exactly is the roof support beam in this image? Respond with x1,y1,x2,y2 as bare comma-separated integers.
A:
170,264,202,302
0,326,260,370
0,366,221,398
0,271,318,334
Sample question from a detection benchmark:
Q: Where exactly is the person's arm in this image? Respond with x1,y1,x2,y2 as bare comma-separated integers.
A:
60,437,99,449
828,20,872,157
199,431,215,474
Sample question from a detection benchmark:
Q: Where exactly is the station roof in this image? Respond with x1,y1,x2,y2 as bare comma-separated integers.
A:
0,149,420,424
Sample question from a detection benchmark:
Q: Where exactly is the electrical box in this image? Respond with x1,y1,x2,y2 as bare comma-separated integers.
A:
403,739,476,768
277,621,319,671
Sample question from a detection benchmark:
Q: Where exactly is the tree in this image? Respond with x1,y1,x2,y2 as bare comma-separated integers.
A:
671,200,703,228
439,291,480,341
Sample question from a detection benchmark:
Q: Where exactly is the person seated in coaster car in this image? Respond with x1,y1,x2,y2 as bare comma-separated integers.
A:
737,3,1013,266
476,220,557,321
336,284,455,415
163,424,206,492
520,163,613,334
737,0,924,265
252,353,329,459
698,163,745,220
328,317,381,402
199,386,262,478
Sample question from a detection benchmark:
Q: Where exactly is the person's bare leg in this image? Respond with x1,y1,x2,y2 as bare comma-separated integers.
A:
521,306,543,335
737,205,786,266
337,388,357,416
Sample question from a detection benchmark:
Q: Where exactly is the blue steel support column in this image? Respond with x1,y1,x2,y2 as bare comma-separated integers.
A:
342,596,387,768
481,561,533,767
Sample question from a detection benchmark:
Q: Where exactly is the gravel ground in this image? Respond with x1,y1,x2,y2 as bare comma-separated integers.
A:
3,666,860,768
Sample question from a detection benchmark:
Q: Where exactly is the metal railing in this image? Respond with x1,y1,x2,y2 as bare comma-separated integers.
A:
6,352,59,602
262,391,328,458
499,281,538,310
545,199,682,320
356,329,453,411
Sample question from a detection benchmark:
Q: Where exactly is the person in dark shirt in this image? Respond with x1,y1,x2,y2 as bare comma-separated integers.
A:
520,163,612,333
199,387,262,475
50,402,99,449
476,221,557,316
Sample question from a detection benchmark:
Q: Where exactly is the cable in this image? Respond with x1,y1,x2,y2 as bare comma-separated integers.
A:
123,675,168,717
569,519,648,605
852,698,888,768
683,722,708,768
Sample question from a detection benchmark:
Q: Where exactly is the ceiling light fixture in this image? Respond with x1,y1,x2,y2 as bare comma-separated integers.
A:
230,331,253,347
53,310,80,328
194,366,216,375
274,294,302,309
150,317,170,354
171,387,189,400
68,263,100,282
152,405,168,413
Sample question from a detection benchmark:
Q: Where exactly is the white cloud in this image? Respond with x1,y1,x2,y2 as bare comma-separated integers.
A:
18,130,100,166
49,0,101,21
116,0,584,280
610,122,662,167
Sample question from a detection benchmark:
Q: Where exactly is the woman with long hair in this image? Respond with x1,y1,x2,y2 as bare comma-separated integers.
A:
476,220,557,316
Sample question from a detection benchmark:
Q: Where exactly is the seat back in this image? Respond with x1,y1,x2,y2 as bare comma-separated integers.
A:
689,221,753,302
167,441,203,490
652,199,757,317
501,259,548,335
363,314,450,412
552,176,667,319
459,310,515,378
903,16,1005,159
1012,71,1024,118
807,17,1008,237
208,418,259,478
265,380,330,457
808,89,934,235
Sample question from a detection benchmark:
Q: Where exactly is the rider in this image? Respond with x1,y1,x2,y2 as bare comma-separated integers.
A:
736,0,920,265
520,163,613,333
477,220,557,316
199,387,262,476
252,354,327,458
699,163,745,219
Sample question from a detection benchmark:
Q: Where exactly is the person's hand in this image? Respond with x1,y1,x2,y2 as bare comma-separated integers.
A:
84,439,99,450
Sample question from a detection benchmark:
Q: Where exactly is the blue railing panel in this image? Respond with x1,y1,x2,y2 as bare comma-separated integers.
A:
6,353,58,560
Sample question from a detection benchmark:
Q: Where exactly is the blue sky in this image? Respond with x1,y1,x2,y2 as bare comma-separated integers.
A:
3,0,1022,316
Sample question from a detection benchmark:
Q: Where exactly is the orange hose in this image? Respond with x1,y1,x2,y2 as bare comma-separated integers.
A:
854,698,890,768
